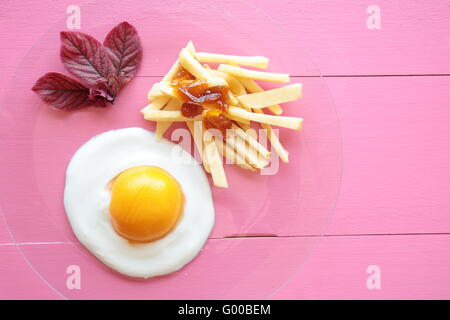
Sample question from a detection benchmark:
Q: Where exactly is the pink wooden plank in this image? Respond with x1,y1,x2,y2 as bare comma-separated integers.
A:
0,237,317,299
0,216,12,243
252,0,450,76
0,0,449,300
1,0,450,88
273,234,450,300
326,75,450,235
1,234,449,299
0,74,340,242
1,75,449,243
0,246,59,299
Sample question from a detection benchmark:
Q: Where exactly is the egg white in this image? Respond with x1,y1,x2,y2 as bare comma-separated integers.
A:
64,127,214,278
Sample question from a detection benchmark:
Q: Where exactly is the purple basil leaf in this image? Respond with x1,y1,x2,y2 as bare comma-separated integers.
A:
103,21,143,87
60,31,115,91
31,72,106,110
89,81,115,103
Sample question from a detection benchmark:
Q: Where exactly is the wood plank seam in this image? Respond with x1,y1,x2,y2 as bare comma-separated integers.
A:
2,232,450,247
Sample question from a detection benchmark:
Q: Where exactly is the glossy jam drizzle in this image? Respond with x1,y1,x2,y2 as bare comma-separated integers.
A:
172,67,231,134
203,109,232,136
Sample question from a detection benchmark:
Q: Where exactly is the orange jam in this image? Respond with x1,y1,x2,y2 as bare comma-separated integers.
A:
171,67,230,134
204,109,232,136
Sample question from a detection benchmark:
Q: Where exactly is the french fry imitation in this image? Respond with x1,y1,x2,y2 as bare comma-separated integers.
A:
141,41,303,188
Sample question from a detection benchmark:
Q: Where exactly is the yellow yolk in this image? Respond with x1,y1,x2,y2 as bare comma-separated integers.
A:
109,166,184,242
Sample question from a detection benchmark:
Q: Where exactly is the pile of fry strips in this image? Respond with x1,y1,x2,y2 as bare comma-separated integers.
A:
141,41,303,188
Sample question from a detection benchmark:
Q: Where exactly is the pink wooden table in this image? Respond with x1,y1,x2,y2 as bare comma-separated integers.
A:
1,0,449,299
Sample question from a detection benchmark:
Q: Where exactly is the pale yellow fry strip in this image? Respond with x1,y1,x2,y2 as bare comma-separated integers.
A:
235,77,262,92
186,121,210,173
147,83,165,101
238,103,252,112
236,122,250,131
140,96,170,113
210,69,247,96
157,84,181,101
185,41,197,56
161,41,197,83
228,107,303,130
237,84,302,109
266,104,283,116
203,129,228,188
237,77,283,115
243,126,257,139
196,52,269,69
143,110,201,122
254,109,289,163
155,99,182,139
215,137,254,171
162,61,180,83
218,64,290,83
231,124,271,159
228,91,239,106
147,63,179,101
202,63,216,80
155,123,170,140
225,112,250,125
225,131,267,169
179,48,213,81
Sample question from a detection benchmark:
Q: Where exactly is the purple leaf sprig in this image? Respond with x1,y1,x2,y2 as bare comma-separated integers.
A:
32,22,143,111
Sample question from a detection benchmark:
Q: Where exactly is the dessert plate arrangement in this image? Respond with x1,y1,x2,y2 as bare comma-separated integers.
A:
0,0,341,299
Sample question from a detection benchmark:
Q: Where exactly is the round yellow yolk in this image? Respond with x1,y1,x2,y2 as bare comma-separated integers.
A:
109,166,184,242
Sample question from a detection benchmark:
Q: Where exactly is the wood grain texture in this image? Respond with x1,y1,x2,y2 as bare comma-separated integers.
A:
0,0,449,299
251,0,450,76
0,246,59,299
326,75,450,235
0,217,12,243
0,76,339,242
1,76,448,242
1,0,450,88
273,234,450,300
1,235,449,299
